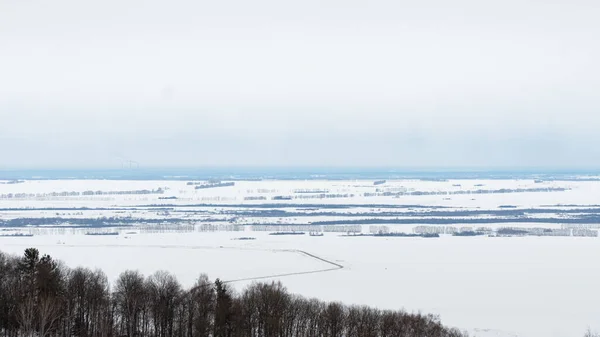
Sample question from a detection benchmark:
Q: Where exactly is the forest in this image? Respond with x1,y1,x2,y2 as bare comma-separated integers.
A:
0,248,469,337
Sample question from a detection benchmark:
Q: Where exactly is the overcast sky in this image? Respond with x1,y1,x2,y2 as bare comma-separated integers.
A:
1,0,599,169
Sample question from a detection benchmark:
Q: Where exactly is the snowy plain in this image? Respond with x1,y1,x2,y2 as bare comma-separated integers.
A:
2,178,600,337
1,178,598,209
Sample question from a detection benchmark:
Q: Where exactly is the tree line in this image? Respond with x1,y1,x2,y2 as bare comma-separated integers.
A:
0,248,469,337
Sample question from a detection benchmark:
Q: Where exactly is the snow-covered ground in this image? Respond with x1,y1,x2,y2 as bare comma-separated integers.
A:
0,178,598,209
2,178,600,337
1,232,598,337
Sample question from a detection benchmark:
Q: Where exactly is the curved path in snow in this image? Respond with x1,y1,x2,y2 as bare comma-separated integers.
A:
0,242,345,284
222,249,344,284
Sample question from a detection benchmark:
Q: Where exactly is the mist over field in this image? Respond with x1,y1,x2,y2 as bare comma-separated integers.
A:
2,0,600,169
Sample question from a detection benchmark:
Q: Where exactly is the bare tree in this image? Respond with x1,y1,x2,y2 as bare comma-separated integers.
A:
1,248,471,337
114,270,146,337
323,302,346,337
188,274,215,337
585,328,600,337
146,270,182,337
38,294,63,337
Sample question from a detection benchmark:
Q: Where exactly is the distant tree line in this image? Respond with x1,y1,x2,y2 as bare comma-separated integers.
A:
194,182,236,190
0,217,222,228
0,189,165,199
0,248,468,337
362,187,568,198
212,207,600,219
311,216,600,225
133,204,446,210
8,206,600,221
0,180,25,185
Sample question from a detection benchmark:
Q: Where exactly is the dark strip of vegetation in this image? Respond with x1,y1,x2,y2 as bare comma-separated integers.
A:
135,203,452,209
452,231,486,237
293,189,330,194
311,216,600,225
84,232,119,236
269,232,306,236
497,228,530,235
218,207,600,218
0,217,181,228
0,207,126,211
0,217,231,228
0,180,24,184
0,248,467,337
4,206,600,224
0,189,165,199
344,233,440,238
195,182,236,190
4,205,600,218
4,213,600,229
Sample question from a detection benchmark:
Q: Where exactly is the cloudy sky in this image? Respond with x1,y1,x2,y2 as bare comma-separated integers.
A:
1,0,599,169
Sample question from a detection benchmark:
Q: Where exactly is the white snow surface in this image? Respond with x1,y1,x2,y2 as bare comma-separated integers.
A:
1,232,599,337
1,178,599,209
2,178,600,337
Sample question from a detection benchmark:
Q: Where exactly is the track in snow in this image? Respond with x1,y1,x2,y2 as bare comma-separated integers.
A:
0,242,344,284
222,249,344,284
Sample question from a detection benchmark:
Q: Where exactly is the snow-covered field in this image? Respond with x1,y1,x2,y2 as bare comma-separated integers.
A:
1,232,599,337
2,178,600,337
1,178,598,209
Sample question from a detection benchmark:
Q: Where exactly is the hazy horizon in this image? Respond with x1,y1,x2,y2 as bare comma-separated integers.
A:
2,0,599,169
2,165,600,172
1,166,599,182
